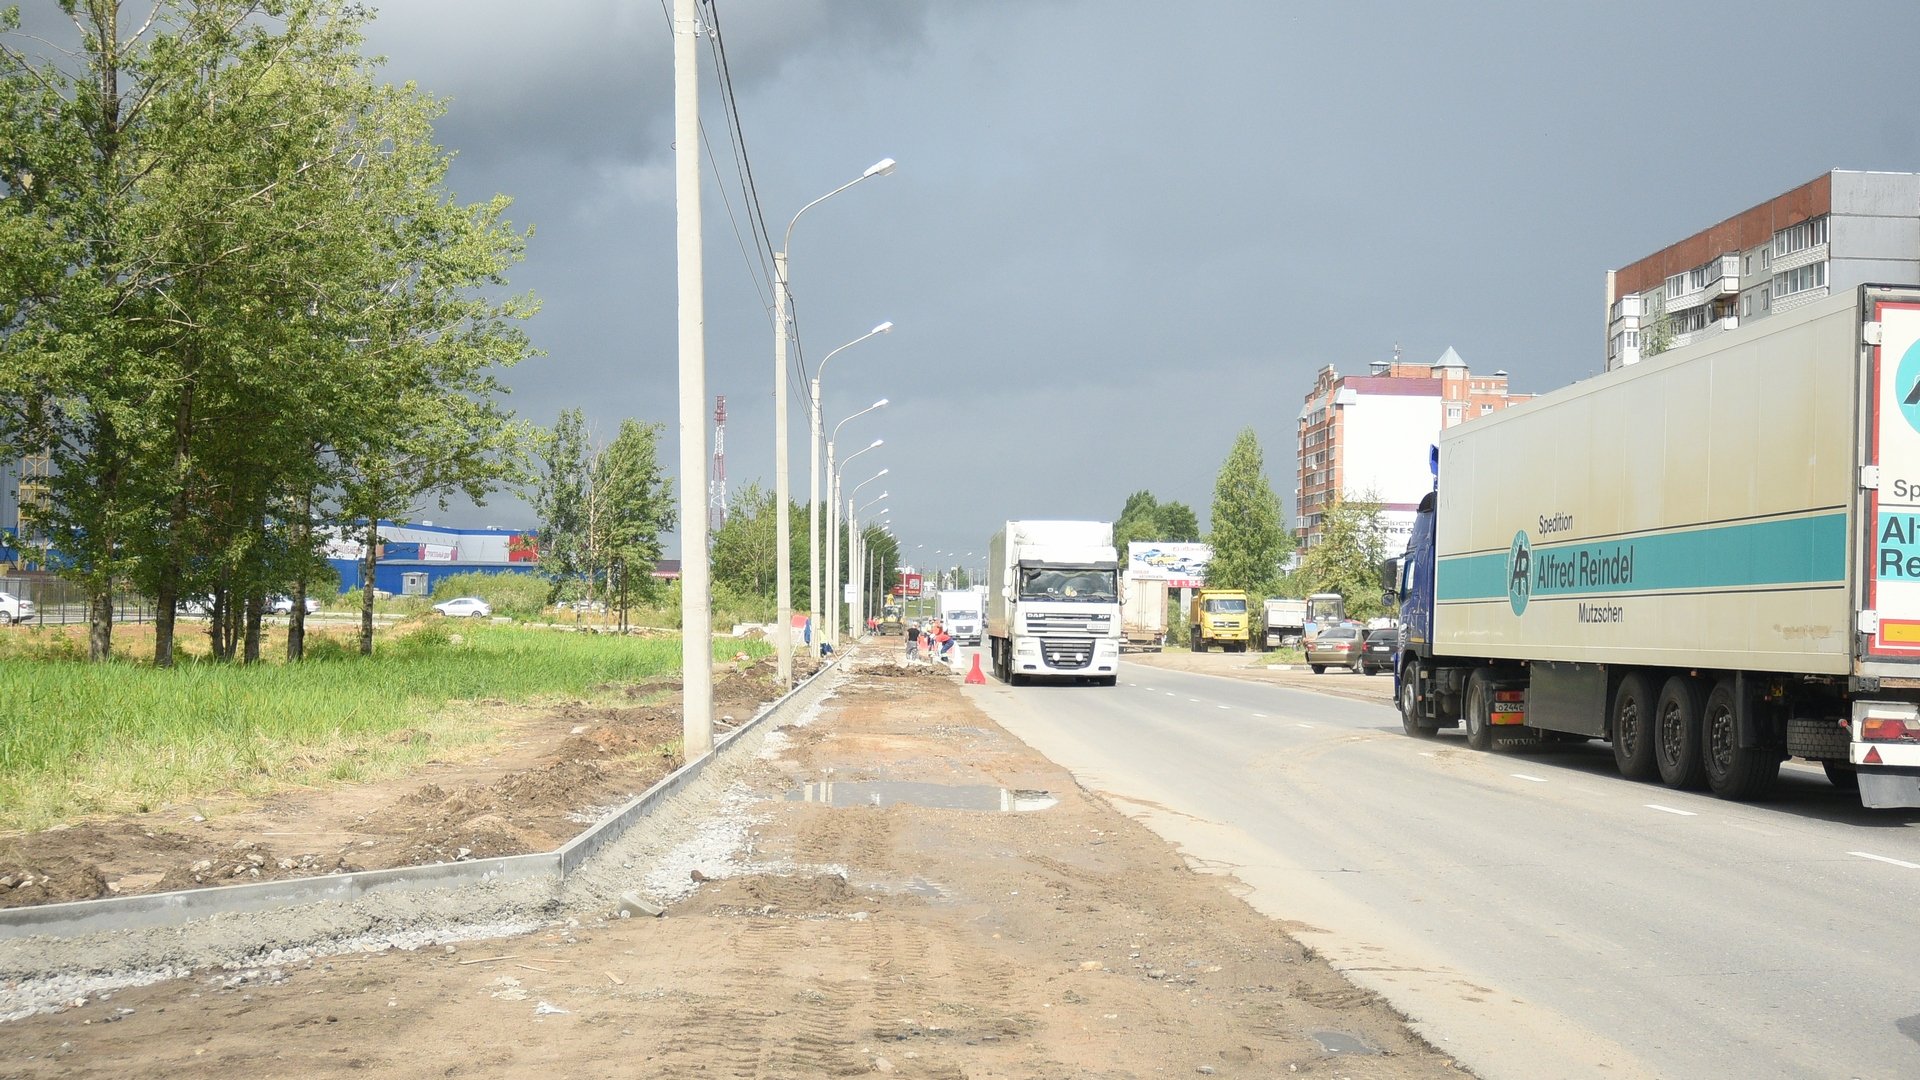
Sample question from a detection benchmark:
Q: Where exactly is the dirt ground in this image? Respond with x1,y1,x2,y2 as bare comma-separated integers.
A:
1,648,1465,1078
0,653,818,909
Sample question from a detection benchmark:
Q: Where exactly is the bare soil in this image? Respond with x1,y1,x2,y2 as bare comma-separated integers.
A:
0,653,815,909
1,649,1465,1078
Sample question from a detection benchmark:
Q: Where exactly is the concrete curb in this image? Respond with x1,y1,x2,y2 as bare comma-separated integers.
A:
0,659,838,945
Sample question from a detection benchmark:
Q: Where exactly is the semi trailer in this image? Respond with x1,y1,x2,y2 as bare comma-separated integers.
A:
1393,285,1920,808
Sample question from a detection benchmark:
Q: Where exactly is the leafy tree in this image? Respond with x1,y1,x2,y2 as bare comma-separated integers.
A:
1204,429,1287,595
1297,493,1390,622
0,1,534,663
532,409,593,597
1114,490,1201,551
588,418,675,602
711,481,778,597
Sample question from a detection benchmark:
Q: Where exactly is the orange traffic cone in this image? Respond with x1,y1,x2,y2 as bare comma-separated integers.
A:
965,652,987,684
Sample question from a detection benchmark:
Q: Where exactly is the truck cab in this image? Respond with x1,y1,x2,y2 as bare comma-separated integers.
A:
1189,588,1251,652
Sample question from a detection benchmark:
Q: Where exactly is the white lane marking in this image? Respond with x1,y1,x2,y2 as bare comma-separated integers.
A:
1189,698,1202,703
1646,804,1696,816
1216,704,1232,710
1165,692,1177,698
1850,851,1920,870
1510,773,1548,784
1251,713,1267,718
1296,723,1314,729
1419,752,1437,758
1140,686,1154,692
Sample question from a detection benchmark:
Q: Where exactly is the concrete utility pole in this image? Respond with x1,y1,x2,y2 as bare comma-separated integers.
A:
674,0,712,758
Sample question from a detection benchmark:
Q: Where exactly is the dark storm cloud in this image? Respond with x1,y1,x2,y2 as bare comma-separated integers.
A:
10,1,1920,564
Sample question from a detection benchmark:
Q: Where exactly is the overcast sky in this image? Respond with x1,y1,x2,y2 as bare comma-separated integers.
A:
28,2,1920,572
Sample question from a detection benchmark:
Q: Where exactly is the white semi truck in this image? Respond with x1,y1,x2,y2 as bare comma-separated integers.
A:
936,589,983,645
1394,285,1920,807
987,520,1122,686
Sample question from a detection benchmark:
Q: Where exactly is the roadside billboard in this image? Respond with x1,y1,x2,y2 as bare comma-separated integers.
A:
1127,542,1211,589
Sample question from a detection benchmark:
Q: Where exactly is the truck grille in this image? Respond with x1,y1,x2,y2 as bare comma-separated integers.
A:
1025,611,1112,635
1041,638,1096,670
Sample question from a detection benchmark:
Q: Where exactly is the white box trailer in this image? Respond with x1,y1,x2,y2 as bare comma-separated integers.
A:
1395,285,1920,807
1122,575,1168,650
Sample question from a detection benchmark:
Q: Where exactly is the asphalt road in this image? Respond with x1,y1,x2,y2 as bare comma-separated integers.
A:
961,654,1920,1080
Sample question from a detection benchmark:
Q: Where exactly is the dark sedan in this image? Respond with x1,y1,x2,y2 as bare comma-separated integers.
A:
1360,628,1397,675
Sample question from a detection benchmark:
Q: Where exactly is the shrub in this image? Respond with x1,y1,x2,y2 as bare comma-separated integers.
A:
430,571,550,621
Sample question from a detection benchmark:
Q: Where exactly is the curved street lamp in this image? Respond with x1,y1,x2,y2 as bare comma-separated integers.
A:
829,438,883,646
808,321,892,653
825,398,886,645
772,157,897,684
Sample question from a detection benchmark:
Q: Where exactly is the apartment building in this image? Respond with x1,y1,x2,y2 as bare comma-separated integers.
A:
1296,349,1529,549
1606,170,1920,369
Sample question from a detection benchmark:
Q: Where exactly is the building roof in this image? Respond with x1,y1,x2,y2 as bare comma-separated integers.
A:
1431,346,1466,369
1612,171,1832,296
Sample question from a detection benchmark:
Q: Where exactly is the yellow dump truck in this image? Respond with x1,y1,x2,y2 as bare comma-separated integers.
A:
1188,588,1251,653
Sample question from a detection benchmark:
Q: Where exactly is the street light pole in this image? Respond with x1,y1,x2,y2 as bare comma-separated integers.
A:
829,444,883,650
673,0,713,756
773,157,896,687
808,320,891,656
852,493,888,635
825,399,886,648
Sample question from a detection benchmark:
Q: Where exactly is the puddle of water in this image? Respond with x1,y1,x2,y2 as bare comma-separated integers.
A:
1311,1030,1379,1056
785,781,1057,813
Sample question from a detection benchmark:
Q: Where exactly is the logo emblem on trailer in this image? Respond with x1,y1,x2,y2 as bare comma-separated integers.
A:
1899,338,1920,436
1507,531,1531,616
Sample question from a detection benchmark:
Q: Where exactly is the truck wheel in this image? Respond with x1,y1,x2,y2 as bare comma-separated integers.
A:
1401,661,1437,738
1310,664,1326,674
1190,628,1203,653
1702,678,1780,800
1823,760,1859,790
1464,670,1499,751
1653,675,1708,789
1609,672,1658,780
1097,675,1118,687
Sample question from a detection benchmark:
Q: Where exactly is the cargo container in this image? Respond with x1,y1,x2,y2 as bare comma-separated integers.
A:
987,521,1121,685
1393,285,1920,807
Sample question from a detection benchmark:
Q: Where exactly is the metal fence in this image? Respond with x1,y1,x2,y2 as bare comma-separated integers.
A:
0,576,162,625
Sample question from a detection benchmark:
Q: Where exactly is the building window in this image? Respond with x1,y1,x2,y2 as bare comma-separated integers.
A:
1624,330,1639,348
1742,295,1750,317
1772,215,1829,259
1666,272,1689,296
1480,403,1493,415
1771,260,1827,299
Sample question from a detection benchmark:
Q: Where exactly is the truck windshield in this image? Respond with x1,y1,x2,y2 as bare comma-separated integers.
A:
1204,598,1247,613
1018,568,1117,601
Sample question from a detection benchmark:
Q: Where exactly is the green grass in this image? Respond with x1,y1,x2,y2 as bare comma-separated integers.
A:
0,624,772,831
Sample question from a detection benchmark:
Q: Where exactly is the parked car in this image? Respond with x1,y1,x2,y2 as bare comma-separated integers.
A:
1303,624,1364,674
0,591,36,624
432,596,492,618
268,595,323,615
1360,628,1397,675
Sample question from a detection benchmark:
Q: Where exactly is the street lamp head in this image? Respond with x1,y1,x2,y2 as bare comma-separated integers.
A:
876,468,890,477
870,321,894,336
872,398,889,409
863,157,898,178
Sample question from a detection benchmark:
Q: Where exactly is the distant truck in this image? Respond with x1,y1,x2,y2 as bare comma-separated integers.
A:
1393,285,1920,808
1303,593,1346,638
1188,588,1251,652
1121,575,1168,650
987,520,1123,686
937,589,983,645
1261,597,1308,650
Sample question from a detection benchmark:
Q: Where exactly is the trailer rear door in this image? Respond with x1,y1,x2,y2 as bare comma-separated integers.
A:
1863,289,1920,662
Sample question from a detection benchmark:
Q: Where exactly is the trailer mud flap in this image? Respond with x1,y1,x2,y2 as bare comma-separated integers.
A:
1858,769,1920,809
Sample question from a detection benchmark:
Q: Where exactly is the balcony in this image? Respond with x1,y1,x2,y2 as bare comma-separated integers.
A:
1664,255,1741,316
1668,316,1738,351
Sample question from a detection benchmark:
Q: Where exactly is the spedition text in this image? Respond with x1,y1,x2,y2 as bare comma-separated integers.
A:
1534,545,1635,591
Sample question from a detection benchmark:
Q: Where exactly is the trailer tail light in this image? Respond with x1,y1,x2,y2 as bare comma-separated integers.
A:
1861,717,1919,742
1856,702,1920,743
1491,689,1526,725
